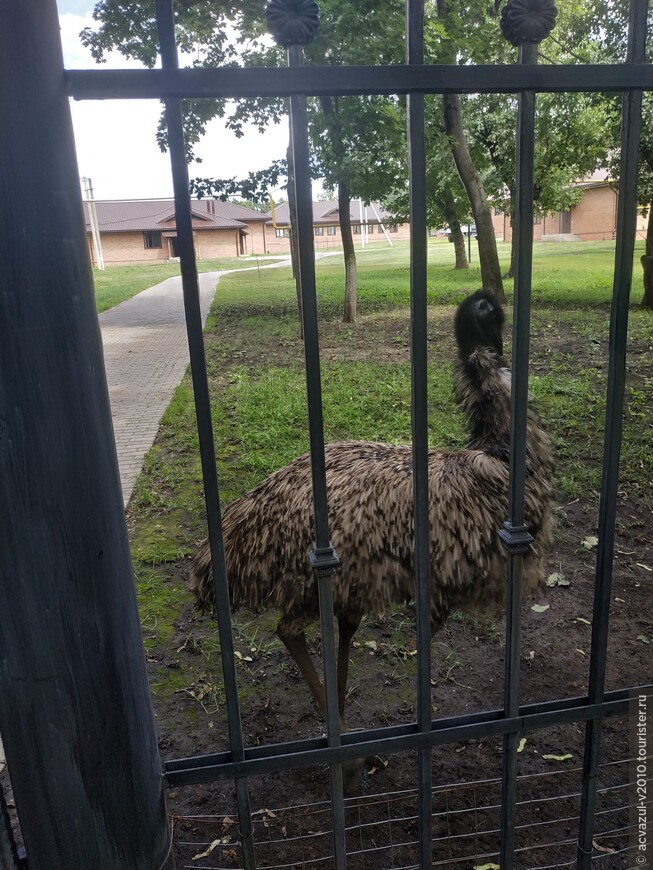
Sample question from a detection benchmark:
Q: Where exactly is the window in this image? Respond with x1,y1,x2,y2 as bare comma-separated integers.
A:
315,226,324,236
388,224,398,233
275,228,287,238
353,224,361,234
533,215,541,225
327,226,336,236
143,231,162,249
367,225,375,233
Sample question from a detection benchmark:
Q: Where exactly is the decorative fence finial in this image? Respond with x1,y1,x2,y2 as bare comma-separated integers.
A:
266,0,320,47
500,0,557,46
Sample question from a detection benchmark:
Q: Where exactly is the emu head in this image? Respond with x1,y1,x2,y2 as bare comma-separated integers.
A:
454,290,505,360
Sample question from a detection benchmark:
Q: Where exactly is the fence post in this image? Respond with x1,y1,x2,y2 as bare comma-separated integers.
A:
0,2,174,868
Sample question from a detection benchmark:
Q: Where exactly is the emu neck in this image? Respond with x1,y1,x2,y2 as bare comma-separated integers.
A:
455,349,511,462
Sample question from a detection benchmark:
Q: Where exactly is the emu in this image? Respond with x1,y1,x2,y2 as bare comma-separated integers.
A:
191,290,555,756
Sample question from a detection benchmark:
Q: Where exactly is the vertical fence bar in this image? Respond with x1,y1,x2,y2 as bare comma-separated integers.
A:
286,39,348,870
153,2,256,867
497,39,538,870
576,1,647,865
406,1,433,867
0,2,174,868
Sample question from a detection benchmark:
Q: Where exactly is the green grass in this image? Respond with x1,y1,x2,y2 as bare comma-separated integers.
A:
126,238,653,699
212,239,646,317
93,255,283,313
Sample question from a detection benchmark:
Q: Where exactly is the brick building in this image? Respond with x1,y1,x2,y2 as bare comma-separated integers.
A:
491,175,647,243
84,197,410,266
84,198,270,266
264,200,410,253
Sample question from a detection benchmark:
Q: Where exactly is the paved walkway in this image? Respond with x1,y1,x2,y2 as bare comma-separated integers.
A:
100,252,337,506
99,270,226,505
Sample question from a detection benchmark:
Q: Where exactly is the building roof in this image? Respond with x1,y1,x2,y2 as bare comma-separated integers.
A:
268,200,393,227
83,198,269,233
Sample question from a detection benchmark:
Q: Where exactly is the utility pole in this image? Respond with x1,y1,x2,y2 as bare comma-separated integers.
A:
82,175,105,270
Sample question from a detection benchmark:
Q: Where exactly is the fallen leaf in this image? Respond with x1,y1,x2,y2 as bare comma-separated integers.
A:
543,753,573,762
517,738,527,753
576,617,592,625
473,864,501,870
592,839,616,854
637,634,650,645
614,597,625,603
364,640,378,652
531,604,550,613
192,839,225,860
576,648,587,656
636,562,652,572
368,757,388,775
546,572,569,587
582,536,599,550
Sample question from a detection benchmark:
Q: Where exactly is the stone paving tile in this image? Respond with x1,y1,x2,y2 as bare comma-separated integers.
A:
99,270,226,507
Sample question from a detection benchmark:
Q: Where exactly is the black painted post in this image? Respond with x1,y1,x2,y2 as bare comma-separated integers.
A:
498,2,557,866
0,3,174,869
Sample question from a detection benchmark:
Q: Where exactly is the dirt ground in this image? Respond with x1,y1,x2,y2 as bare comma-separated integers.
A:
152,304,652,869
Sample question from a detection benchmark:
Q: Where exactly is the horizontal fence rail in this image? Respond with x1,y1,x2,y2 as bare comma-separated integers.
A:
163,685,652,787
66,63,653,100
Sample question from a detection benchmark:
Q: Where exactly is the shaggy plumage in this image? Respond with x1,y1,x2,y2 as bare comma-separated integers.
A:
191,290,555,736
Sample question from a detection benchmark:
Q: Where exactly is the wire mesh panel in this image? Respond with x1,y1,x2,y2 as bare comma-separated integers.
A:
170,754,652,869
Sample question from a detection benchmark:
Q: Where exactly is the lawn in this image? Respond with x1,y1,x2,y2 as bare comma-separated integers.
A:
126,238,653,867
92,254,283,312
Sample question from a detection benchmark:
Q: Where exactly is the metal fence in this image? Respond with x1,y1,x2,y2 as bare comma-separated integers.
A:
1,0,652,868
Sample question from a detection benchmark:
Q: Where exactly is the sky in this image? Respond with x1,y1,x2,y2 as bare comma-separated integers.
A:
57,0,291,201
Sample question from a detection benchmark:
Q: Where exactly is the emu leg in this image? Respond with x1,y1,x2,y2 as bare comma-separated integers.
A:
277,614,326,715
278,613,364,796
337,612,363,720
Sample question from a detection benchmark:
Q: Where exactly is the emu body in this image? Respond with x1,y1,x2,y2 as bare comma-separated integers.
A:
191,291,555,744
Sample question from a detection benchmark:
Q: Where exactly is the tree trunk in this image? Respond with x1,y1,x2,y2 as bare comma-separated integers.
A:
319,95,358,322
448,221,468,269
339,180,357,323
438,190,468,269
286,144,303,337
442,94,506,302
641,202,653,309
505,198,516,279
